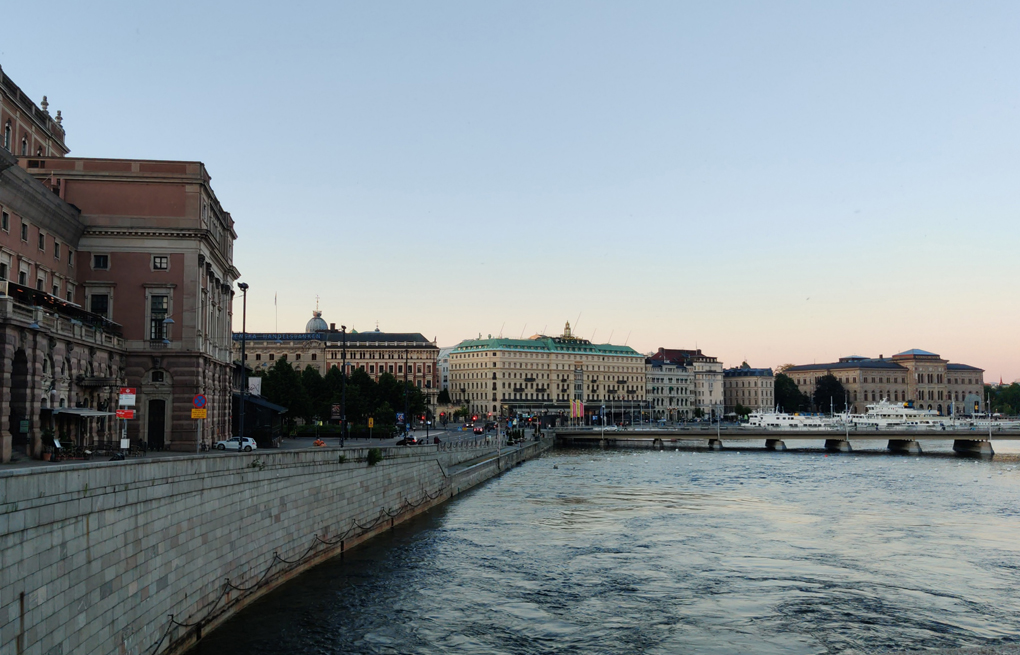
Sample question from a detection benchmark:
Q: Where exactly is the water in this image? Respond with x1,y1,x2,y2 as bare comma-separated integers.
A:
192,441,1020,654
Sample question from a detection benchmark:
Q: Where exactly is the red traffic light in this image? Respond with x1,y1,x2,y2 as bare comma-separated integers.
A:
440,412,446,417
472,415,478,421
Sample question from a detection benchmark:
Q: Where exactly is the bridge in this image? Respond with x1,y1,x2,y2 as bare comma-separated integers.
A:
552,427,1020,456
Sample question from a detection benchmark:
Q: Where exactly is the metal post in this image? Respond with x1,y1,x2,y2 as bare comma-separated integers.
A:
237,282,249,451
404,348,409,436
341,325,347,445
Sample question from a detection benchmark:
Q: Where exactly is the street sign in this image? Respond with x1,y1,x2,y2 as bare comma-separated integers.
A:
193,395,207,409
116,409,135,419
396,412,404,423
368,417,374,428
119,387,136,407
331,403,341,419
191,408,207,419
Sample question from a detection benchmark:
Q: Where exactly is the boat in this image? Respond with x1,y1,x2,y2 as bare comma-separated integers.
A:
747,409,838,430
847,399,947,430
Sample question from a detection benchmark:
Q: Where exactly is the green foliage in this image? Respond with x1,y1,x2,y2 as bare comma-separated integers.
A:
367,448,383,466
259,361,431,429
813,374,847,412
437,388,451,405
987,383,1020,415
692,408,705,419
774,373,810,413
733,403,751,417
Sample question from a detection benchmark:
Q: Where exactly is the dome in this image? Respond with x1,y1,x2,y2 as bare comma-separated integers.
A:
305,310,328,333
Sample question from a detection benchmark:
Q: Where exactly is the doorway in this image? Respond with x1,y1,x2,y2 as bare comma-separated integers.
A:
148,399,166,450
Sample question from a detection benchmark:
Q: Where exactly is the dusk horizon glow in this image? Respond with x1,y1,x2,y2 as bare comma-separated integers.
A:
3,1,1017,380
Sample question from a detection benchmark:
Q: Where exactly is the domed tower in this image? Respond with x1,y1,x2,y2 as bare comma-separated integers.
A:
563,321,572,338
305,309,328,333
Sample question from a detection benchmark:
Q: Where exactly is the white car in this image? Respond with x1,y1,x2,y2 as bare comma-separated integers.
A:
214,437,258,452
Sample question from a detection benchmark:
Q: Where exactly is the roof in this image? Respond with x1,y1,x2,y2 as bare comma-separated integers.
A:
724,367,774,377
947,363,984,372
233,331,434,345
451,336,642,357
234,392,287,413
785,359,907,372
650,348,717,364
893,349,940,357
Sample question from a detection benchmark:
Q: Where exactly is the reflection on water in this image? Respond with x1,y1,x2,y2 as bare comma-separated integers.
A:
192,443,1020,654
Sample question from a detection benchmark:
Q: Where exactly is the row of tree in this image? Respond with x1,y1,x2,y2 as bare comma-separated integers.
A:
987,383,1020,415
774,373,848,414
253,357,428,429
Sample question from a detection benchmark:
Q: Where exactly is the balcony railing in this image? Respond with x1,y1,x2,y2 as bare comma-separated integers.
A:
1,280,123,336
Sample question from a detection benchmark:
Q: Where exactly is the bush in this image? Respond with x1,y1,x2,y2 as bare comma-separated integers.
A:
367,448,383,466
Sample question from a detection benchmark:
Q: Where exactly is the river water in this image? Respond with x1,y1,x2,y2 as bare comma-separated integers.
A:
192,441,1020,654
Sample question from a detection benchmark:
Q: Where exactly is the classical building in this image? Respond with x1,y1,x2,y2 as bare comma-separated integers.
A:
784,349,984,415
235,311,440,408
1,64,238,460
645,357,693,421
449,322,647,422
437,345,454,393
723,365,774,414
649,348,724,419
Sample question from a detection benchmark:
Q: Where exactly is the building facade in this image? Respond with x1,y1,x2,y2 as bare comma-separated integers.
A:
235,312,440,409
723,366,774,414
649,348,724,419
1,64,239,459
645,358,693,421
449,322,646,422
784,349,984,415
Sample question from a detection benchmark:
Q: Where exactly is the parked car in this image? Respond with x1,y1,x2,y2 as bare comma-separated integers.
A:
214,437,258,452
397,435,418,446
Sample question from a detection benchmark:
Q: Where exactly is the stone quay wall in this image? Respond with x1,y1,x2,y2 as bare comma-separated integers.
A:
0,438,553,655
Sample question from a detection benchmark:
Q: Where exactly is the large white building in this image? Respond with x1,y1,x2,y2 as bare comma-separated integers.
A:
449,322,647,423
649,348,724,419
645,358,693,421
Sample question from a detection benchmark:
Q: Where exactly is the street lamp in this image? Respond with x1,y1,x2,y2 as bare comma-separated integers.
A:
403,348,409,436
340,325,347,446
237,282,249,453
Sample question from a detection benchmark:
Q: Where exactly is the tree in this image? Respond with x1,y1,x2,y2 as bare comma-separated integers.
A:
260,357,310,428
813,374,847,413
774,373,810,413
733,403,751,418
437,388,451,405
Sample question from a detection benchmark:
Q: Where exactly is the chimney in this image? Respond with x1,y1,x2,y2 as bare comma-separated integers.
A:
879,354,883,359
330,323,336,330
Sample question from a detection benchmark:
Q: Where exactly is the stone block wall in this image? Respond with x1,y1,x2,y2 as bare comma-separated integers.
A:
0,441,550,655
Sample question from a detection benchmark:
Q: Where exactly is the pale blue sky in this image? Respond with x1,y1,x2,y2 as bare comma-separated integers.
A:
3,1,1018,379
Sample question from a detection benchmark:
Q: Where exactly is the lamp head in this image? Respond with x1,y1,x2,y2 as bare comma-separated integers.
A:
238,282,249,291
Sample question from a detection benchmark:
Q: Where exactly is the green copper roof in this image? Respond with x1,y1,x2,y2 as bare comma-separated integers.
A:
451,336,642,357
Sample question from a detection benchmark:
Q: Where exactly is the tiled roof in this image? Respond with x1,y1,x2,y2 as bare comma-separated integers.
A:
947,363,984,372
724,367,774,377
785,359,907,372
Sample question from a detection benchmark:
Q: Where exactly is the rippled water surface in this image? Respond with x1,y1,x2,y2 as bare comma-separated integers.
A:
193,442,1020,654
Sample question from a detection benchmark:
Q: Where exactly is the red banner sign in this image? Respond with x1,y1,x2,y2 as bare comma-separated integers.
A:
116,409,135,419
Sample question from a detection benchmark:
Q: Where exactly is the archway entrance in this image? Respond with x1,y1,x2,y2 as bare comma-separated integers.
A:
147,399,166,450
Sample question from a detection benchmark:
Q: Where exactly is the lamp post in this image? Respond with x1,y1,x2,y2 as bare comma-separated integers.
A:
237,282,249,452
403,348,409,436
340,325,346,446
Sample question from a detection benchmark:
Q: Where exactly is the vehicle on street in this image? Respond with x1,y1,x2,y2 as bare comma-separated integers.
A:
397,436,419,445
473,426,484,435
214,437,258,452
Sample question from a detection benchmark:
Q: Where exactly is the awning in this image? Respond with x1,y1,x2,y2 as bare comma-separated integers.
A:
52,408,116,418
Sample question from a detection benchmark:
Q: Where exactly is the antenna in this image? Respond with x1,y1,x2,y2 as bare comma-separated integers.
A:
542,325,547,335
574,312,582,330
624,331,631,346
591,328,597,342
519,324,527,339
608,330,614,343
498,322,505,338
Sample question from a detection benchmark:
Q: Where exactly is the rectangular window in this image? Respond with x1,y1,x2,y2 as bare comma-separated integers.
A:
54,242,60,260
269,354,275,361
66,288,73,302
52,284,58,296
93,254,109,269
18,270,27,285
255,353,261,361
150,295,169,340
38,233,45,251
311,353,317,360
295,353,301,361
152,371,165,382
36,278,44,291
21,221,28,241
68,250,74,268
1,211,8,231
90,294,109,317
0,263,6,280
152,256,168,270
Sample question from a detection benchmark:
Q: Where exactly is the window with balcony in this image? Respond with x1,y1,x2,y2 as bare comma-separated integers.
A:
149,295,169,340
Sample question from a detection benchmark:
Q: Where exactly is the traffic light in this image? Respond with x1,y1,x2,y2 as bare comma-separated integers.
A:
472,415,478,421
440,412,446,418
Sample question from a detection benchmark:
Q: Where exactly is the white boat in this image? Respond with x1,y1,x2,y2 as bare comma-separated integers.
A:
747,410,838,430
847,399,947,430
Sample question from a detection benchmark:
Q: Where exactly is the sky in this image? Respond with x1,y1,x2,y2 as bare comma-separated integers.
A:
3,1,1018,381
